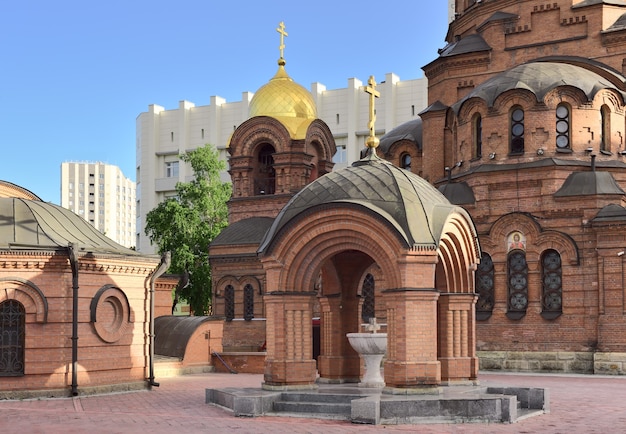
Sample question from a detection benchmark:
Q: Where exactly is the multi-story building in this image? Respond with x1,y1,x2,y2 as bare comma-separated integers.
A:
135,74,428,253
61,162,136,248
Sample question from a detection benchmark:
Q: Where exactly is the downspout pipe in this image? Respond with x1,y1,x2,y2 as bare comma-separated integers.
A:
67,243,79,396
148,251,171,389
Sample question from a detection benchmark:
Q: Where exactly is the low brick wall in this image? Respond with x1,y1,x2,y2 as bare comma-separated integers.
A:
212,352,266,374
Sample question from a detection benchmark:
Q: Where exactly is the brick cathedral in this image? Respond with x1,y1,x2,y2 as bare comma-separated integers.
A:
210,0,626,385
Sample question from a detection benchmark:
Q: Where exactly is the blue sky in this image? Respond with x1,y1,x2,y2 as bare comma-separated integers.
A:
1,1,449,204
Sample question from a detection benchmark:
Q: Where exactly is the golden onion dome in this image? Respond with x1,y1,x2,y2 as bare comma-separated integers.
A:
249,59,317,139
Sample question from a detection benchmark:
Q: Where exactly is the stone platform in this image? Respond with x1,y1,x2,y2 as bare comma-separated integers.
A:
206,381,548,425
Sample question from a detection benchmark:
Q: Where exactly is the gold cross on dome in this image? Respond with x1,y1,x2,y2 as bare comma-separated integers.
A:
277,21,288,59
364,76,380,149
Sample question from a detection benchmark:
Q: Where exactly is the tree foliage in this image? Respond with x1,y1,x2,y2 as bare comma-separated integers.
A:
144,145,231,315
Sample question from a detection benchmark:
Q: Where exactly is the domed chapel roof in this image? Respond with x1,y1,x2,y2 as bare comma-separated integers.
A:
258,153,468,253
248,22,317,139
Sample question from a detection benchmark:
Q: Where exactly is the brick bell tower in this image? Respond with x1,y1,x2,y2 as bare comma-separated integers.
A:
226,21,336,225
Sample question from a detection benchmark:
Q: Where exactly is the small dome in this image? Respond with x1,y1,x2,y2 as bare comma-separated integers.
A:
248,61,317,139
258,155,469,253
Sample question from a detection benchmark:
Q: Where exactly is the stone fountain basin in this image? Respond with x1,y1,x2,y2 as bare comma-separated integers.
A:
346,333,387,354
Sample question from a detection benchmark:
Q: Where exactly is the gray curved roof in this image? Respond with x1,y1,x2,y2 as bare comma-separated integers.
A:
154,316,214,358
258,154,462,253
438,34,491,58
453,61,626,112
0,197,139,255
378,117,422,153
438,182,476,205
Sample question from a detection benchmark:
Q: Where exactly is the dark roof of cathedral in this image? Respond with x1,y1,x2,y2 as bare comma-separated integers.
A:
258,154,470,253
211,217,274,246
592,204,626,223
554,171,625,197
573,0,626,8
477,12,519,31
378,117,422,153
437,34,491,58
0,197,140,255
452,60,626,112
438,182,476,205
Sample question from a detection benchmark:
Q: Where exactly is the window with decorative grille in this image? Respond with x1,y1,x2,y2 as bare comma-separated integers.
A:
507,250,528,319
243,284,254,321
0,300,25,376
541,249,563,319
224,285,235,321
475,253,494,320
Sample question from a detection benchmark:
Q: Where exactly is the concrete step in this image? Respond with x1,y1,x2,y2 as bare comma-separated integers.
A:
272,400,352,416
278,392,358,404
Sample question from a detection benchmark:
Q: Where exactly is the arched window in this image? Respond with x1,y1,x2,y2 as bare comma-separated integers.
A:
400,154,411,171
472,113,482,159
255,144,275,195
556,104,570,150
601,105,611,152
541,249,563,319
361,273,375,321
243,284,254,321
0,300,25,376
510,106,525,154
224,285,235,321
475,253,494,320
507,249,528,319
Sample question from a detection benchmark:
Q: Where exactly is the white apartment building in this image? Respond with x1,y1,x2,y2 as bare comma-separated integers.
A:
136,72,428,253
61,162,136,248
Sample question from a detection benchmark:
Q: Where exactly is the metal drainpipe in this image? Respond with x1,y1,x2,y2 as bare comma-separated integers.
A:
148,251,171,389
67,243,79,396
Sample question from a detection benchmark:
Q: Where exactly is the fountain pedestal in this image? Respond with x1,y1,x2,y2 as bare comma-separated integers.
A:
346,332,387,388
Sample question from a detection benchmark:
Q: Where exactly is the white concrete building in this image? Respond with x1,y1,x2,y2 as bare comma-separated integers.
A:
60,162,136,248
136,72,428,253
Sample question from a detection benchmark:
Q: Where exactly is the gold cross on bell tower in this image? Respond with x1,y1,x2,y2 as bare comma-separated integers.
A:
364,75,380,151
277,21,288,60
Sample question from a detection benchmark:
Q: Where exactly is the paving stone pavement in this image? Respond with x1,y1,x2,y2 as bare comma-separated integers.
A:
0,371,624,433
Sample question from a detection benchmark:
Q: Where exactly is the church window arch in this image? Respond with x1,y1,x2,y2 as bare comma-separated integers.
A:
600,105,611,152
475,252,494,320
541,249,563,319
0,300,25,376
361,273,375,321
472,113,482,159
243,284,254,321
254,143,276,195
224,285,235,321
556,104,570,150
510,106,525,155
507,249,528,319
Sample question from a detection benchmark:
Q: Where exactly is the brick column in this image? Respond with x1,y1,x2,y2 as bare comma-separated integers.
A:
437,293,479,383
383,289,441,390
317,295,360,383
262,292,317,390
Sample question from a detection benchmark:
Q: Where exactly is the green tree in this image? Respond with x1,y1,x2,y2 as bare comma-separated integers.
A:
145,144,231,315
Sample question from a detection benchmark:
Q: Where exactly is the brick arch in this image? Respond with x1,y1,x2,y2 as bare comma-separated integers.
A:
483,212,543,256
0,277,48,323
535,230,580,266
214,275,239,297
437,211,481,294
262,205,408,294
305,119,336,164
543,86,589,108
457,97,488,124
492,89,538,113
228,116,291,157
592,88,625,111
